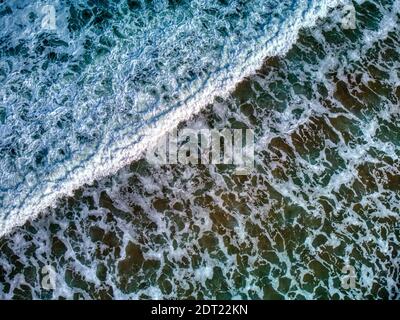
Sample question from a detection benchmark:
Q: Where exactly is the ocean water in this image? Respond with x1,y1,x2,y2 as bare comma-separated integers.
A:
0,0,399,299
0,0,339,236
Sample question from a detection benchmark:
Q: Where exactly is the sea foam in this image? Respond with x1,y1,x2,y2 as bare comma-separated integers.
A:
0,0,344,236
0,0,399,299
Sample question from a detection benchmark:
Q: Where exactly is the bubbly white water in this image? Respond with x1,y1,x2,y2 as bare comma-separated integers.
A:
0,0,399,300
0,0,345,237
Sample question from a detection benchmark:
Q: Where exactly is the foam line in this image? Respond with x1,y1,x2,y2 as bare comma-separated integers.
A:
0,0,343,237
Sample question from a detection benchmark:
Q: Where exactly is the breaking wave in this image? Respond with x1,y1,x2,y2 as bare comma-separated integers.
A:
0,0,342,236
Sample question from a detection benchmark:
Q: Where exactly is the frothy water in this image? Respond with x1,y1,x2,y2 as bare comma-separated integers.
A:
0,0,340,236
0,0,400,299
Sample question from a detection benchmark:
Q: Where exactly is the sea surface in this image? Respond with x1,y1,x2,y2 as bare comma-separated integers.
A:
0,0,399,299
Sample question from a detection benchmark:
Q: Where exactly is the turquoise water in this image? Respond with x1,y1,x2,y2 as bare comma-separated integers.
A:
0,0,337,236
0,0,399,299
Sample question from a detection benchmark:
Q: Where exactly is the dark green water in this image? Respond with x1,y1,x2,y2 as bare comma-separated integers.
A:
0,0,399,299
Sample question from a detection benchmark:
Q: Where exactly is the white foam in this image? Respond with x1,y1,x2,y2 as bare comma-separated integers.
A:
0,0,344,237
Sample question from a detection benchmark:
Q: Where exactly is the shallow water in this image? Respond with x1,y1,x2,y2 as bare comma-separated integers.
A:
0,0,338,236
0,0,400,299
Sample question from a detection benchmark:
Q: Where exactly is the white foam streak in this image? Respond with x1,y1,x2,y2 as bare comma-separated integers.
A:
0,0,343,237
